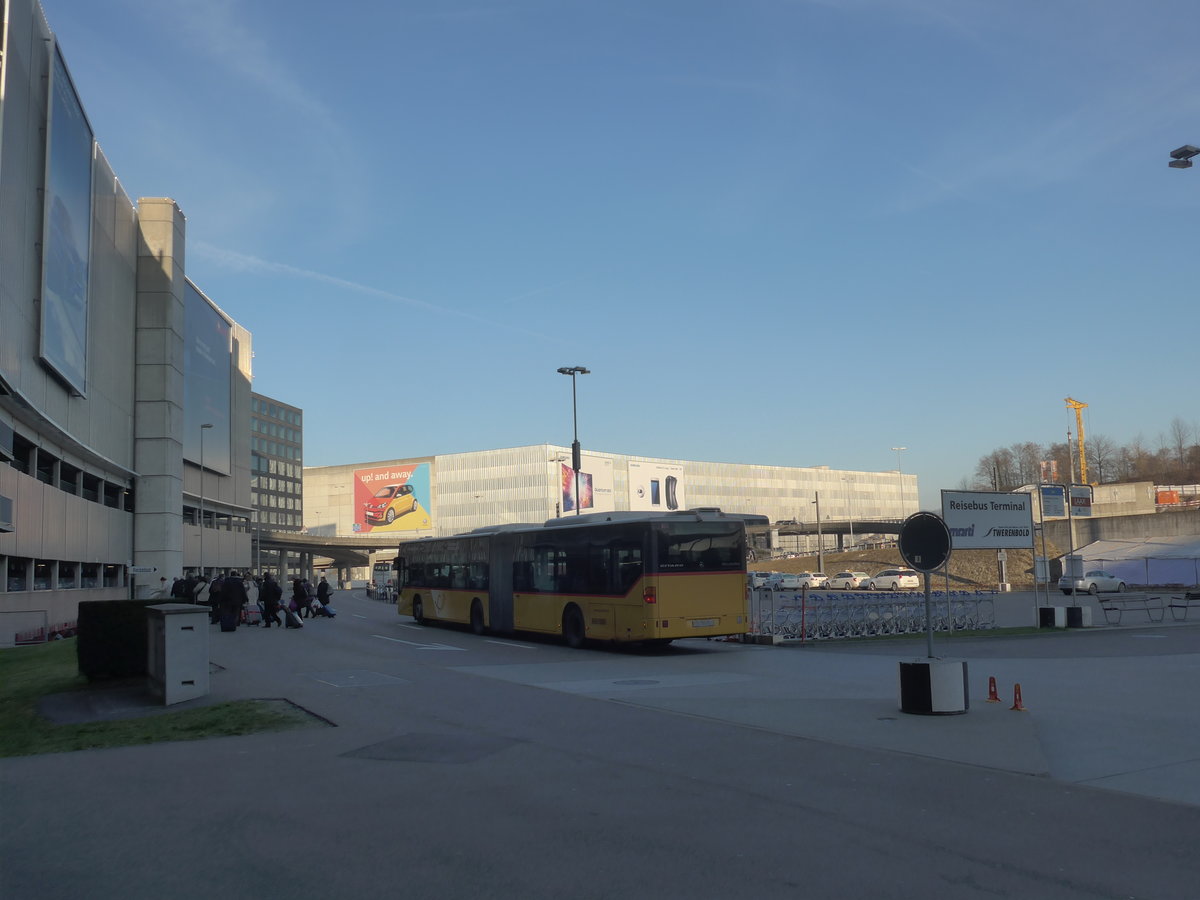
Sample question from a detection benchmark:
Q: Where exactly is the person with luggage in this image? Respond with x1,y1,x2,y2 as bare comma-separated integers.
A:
218,571,249,632
260,573,284,628
317,576,332,608
302,579,319,618
290,578,310,625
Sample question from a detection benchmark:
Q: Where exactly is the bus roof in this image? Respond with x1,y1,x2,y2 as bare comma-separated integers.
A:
401,509,768,546
540,508,766,529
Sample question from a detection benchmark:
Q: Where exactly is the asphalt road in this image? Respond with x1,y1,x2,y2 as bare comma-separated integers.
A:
3,590,1199,899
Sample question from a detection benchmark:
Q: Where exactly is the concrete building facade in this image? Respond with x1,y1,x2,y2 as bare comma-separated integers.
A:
303,444,916,565
0,0,253,642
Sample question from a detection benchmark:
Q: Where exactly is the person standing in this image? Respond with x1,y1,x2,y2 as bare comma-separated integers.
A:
260,573,283,628
219,571,249,630
192,575,211,609
317,576,331,609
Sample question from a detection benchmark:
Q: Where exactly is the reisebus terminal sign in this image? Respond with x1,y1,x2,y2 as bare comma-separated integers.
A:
939,490,1035,550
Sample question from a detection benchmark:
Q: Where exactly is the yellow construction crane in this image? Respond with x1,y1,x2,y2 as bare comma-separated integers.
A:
1064,397,1088,483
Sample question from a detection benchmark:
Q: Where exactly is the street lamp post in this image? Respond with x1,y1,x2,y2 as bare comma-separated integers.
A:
556,366,590,515
891,446,907,518
813,492,824,575
842,476,854,549
199,423,213,581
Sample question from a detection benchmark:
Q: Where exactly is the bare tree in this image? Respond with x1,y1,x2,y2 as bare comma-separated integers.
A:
1170,417,1191,469
1088,434,1116,483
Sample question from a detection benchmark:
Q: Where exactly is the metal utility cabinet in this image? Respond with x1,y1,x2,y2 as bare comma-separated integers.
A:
147,604,210,705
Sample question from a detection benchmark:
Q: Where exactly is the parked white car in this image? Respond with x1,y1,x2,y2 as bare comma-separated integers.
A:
1058,570,1126,595
868,568,920,590
798,572,828,589
747,571,771,589
827,571,870,590
764,573,804,591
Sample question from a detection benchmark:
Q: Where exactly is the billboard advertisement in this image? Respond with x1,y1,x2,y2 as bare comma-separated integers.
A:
354,463,432,533
940,490,1034,549
559,454,614,514
183,282,232,474
39,42,94,396
628,461,685,512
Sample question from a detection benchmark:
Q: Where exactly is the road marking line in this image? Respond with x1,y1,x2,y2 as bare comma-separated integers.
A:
372,634,466,651
484,639,537,650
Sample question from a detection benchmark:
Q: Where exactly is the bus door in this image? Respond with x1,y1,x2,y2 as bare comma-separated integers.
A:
487,533,516,632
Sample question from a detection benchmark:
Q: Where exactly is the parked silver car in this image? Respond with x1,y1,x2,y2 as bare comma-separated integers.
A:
1058,570,1126,595
827,571,870,590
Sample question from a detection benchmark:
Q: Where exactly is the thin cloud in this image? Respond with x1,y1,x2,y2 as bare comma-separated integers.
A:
192,242,554,340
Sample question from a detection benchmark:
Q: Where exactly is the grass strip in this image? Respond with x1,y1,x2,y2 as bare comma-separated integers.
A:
0,638,316,757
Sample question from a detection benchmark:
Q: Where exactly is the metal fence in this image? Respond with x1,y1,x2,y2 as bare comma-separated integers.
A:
749,589,996,641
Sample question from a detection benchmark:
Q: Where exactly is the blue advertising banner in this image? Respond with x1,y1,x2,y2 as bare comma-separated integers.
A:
183,282,232,474
39,43,94,395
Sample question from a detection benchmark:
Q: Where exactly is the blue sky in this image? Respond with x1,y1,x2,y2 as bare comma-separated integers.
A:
42,0,1200,510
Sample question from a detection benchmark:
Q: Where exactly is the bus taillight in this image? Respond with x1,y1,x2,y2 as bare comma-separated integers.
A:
643,586,657,604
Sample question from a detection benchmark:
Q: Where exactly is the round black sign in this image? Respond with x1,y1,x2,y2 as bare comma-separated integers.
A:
898,512,952,573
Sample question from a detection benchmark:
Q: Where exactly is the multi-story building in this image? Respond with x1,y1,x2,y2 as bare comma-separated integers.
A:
250,393,304,576
304,444,917,574
0,0,253,643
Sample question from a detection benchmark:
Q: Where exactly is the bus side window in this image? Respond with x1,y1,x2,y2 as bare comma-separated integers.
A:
513,561,532,591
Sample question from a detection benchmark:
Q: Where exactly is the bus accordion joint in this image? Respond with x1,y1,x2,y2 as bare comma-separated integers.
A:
643,586,657,604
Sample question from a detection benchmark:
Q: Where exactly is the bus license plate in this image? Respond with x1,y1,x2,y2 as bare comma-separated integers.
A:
691,618,716,628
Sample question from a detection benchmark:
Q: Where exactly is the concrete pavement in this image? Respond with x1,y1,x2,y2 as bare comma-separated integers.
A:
5,588,1200,899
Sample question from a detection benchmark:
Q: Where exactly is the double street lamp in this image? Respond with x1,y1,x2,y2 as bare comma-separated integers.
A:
1169,145,1199,169
557,366,590,515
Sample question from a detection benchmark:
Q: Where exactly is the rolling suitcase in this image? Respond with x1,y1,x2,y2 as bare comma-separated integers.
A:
285,608,304,628
241,604,262,626
219,612,238,632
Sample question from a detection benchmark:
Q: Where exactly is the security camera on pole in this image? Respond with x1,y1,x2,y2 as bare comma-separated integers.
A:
895,511,968,715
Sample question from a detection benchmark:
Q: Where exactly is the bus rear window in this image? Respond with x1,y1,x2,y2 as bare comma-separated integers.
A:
654,523,743,572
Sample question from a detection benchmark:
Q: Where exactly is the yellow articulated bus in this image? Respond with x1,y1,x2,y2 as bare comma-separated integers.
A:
393,509,762,647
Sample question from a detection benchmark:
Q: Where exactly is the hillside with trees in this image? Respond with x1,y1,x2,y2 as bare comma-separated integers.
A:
970,417,1200,490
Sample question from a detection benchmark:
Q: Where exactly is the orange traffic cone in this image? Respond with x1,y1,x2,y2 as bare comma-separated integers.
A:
1010,683,1027,711
986,676,1001,703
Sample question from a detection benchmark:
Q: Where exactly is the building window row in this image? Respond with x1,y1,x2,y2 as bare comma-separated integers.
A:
8,433,133,511
252,456,301,478
5,557,124,592
252,437,301,460
259,511,302,528
252,397,301,426
251,420,301,443
251,491,300,510
182,507,251,532
251,475,301,493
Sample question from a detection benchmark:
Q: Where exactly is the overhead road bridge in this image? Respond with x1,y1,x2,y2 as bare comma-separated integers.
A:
255,531,399,571
752,519,904,552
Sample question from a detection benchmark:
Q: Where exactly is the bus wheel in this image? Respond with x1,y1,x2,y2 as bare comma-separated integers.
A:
562,606,586,649
470,600,486,636
413,596,426,625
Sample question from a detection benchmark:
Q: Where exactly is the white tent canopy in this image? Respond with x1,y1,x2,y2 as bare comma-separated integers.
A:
1077,536,1200,587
